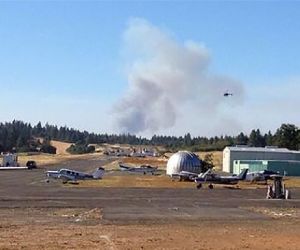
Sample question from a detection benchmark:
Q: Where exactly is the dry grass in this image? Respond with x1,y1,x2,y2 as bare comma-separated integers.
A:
16,152,103,167
282,177,300,188
72,175,195,188
73,173,300,189
196,151,223,171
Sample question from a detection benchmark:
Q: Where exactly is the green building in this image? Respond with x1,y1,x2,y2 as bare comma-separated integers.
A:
223,146,300,173
233,160,300,176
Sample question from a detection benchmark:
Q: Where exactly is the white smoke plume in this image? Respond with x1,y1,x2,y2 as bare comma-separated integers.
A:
114,18,244,134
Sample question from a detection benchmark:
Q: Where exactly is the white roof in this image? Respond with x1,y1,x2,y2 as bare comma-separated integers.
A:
225,146,300,154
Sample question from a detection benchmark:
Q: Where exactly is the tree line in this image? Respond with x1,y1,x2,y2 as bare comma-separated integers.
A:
0,120,299,153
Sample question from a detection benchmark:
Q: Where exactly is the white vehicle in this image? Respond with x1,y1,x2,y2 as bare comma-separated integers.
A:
46,167,105,184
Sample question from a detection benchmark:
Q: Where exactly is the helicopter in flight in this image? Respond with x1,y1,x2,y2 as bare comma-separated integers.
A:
223,91,233,97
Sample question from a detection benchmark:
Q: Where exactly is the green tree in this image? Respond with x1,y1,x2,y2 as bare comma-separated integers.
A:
249,129,265,147
264,130,274,146
40,137,56,154
184,133,192,146
274,124,299,150
236,132,248,145
202,153,214,171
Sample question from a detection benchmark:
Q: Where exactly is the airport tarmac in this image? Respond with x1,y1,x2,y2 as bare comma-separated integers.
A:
0,155,300,249
0,159,300,223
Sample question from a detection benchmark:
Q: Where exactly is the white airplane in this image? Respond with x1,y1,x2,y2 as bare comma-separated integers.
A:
246,170,279,182
195,169,248,189
46,167,105,184
172,169,211,181
171,171,198,181
119,163,158,175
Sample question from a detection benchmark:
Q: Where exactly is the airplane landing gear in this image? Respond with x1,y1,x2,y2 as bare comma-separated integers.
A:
196,183,202,189
208,184,214,189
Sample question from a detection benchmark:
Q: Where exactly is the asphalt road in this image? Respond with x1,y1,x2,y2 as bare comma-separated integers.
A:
0,158,300,224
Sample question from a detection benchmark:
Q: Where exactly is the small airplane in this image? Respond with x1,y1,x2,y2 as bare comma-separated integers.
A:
171,170,210,181
246,170,279,183
194,168,248,189
119,163,158,175
46,167,105,184
171,171,199,181
224,91,233,97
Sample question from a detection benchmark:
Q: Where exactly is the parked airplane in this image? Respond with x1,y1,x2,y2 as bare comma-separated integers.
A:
172,170,211,181
172,171,199,181
46,167,105,184
246,170,279,183
194,168,248,189
119,163,158,175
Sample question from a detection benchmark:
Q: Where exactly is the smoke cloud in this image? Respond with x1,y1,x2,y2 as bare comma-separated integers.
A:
114,18,244,134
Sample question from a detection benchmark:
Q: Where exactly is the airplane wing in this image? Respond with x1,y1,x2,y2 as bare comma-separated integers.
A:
141,165,158,171
171,171,196,181
180,171,199,179
119,163,132,171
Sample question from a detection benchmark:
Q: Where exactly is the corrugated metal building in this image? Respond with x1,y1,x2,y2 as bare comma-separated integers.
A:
223,146,300,173
233,160,300,176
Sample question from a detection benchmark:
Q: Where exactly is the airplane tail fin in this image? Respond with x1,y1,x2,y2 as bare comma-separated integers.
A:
238,168,248,180
199,169,211,178
93,167,105,179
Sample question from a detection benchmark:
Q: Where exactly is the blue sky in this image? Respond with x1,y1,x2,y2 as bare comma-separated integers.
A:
0,1,299,137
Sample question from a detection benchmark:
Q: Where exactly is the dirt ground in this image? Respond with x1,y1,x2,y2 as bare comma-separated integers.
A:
50,140,72,155
1,217,300,250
